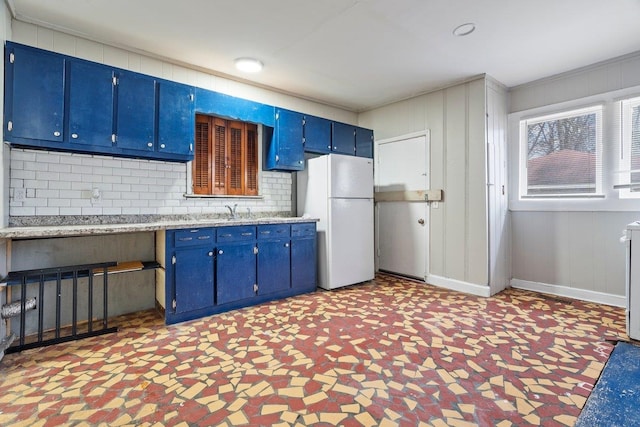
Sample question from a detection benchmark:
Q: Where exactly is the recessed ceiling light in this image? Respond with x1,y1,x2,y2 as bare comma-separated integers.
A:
453,23,476,37
234,57,263,73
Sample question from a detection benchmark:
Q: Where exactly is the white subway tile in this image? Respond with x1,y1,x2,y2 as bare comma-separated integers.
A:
121,207,140,215
49,163,72,173
59,190,82,199
10,206,36,216
81,157,104,167
48,199,71,207
36,189,59,199
101,207,122,215
112,200,132,208
70,199,92,208
24,180,49,190
59,207,82,216
81,207,103,215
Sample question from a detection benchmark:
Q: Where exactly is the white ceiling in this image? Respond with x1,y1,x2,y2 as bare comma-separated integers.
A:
10,0,640,112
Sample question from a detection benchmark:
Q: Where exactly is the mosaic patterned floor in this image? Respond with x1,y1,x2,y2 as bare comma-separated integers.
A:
0,273,628,426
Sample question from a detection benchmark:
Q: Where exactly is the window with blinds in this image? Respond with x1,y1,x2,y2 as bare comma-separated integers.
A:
619,96,640,197
519,106,603,198
193,114,258,196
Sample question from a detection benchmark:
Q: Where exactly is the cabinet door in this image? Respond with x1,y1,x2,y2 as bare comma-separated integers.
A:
331,121,356,155
6,44,64,143
291,237,316,291
158,80,195,156
265,109,304,171
216,243,256,305
174,247,214,313
258,240,291,294
68,60,115,148
355,127,374,158
303,115,331,154
116,71,156,151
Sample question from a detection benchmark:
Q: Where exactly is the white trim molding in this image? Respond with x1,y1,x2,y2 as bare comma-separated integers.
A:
511,278,625,308
426,274,492,298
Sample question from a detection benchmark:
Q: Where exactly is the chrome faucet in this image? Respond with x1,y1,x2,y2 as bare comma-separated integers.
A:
225,204,238,220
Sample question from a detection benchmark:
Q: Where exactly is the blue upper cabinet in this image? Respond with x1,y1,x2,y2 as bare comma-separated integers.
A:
331,121,356,155
265,108,304,171
67,60,115,148
303,114,332,154
355,126,374,158
194,88,275,127
115,71,156,152
157,80,195,157
4,43,65,144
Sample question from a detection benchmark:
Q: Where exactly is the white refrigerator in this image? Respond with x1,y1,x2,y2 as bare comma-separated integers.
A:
297,153,375,290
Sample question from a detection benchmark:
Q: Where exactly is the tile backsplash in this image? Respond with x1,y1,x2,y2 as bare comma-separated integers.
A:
9,148,292,218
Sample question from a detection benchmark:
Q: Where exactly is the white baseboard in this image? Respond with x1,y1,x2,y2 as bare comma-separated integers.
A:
426,274,492,297
511,278,626,308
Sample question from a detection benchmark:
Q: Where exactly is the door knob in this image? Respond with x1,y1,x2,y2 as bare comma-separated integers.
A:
418,218,425,225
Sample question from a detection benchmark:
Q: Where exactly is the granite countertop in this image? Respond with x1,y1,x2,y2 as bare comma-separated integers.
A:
0,215,319,239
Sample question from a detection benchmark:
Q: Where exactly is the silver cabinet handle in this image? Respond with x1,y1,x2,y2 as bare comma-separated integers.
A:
285,243,289,247
53,131,61,137
218,250,223,255
147,142,153,147
208,251,213,256
160,144,166,149
71,133,78,139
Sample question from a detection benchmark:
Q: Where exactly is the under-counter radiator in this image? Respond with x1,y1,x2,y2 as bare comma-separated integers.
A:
0,262,118,354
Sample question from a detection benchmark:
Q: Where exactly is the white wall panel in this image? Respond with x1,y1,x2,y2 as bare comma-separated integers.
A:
467,79,488,285
511,51,640,113
444,84,468,281
512,211,636,297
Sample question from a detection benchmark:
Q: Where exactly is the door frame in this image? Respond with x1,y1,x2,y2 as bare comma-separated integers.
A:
374,130,430,281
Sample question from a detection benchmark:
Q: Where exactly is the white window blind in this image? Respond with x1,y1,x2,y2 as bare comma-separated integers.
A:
520,106,603,198
617,96,640,198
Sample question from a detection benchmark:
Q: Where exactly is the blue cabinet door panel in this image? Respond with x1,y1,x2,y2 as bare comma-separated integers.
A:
355,127,374,158
158,80,195,156
292,239,316,290
258,240,291,294
331,122,355,155
265,109,304,171
116,72,156,151
216,243,256,305
68,60,114,147
303,115,331,154
7,44,64,143
174,247,214,313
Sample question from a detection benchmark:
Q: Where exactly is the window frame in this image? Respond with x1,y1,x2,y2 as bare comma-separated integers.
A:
190,114,260,197
518,105,603,199
618,96,640,199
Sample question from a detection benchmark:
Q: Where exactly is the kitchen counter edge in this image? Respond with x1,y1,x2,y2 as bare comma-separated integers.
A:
0,217,320,239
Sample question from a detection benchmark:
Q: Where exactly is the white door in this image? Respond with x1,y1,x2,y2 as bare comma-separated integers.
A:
375,132,429,280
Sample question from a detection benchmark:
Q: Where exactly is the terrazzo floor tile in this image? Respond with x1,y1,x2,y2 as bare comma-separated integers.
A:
0,273,628,426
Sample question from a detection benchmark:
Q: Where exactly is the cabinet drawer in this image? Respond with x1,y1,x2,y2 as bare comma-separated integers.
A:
257,224,290,240
217,226,256,243
291,223,316,238
173,228,214,247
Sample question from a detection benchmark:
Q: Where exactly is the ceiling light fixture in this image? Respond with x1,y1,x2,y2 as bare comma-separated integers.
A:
234,57,263,73
452,23,476,37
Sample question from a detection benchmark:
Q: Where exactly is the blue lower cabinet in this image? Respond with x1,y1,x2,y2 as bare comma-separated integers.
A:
174,246,214,313
216,243,257,305
258,240,291,294
162,222,316,324
291,223,317,290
